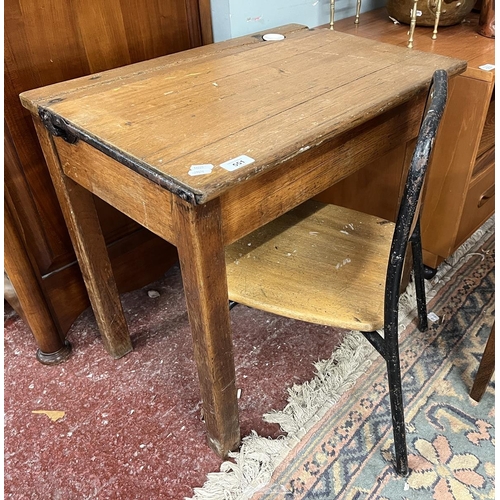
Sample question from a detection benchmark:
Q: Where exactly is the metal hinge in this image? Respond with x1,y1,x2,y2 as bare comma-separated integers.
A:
38,108,79,144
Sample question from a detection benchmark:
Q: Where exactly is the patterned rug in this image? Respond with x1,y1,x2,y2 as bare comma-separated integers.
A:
254,232,495,499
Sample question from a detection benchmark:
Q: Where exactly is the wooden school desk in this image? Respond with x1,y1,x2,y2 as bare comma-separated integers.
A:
20,25,465,457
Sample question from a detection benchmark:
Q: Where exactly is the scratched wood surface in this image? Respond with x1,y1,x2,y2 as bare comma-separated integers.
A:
333,9,494,81
21,27,466,205
226,200,395,331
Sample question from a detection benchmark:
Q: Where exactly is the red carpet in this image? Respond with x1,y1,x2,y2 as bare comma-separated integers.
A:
4,266,344,498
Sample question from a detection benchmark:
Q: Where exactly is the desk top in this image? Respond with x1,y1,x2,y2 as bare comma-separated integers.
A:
21,25,465,205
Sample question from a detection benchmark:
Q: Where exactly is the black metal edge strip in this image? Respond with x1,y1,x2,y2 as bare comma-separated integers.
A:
38,107,199,205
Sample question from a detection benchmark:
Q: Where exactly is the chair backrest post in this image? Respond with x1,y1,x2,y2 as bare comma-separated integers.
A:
384,70,448,325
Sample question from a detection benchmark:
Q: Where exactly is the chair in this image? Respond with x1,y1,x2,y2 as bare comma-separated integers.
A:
225,69,448,476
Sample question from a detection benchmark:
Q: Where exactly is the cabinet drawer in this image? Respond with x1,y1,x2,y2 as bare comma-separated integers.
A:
476,93,495,158
456,162,495,247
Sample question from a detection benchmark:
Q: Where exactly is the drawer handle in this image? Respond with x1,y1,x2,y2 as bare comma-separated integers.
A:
478,185,495,208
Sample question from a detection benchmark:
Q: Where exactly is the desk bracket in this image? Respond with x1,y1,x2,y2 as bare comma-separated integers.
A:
38,108,79,145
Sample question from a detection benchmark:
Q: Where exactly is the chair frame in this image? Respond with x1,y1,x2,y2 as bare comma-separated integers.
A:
228,70,448,477
360,69,448,475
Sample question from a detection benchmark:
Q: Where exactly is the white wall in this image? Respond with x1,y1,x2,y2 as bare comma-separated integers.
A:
210,0,386,42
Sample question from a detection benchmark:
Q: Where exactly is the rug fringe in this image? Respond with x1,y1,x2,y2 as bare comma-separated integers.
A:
187,216,495,500
263,332,374,436
189,333,372,500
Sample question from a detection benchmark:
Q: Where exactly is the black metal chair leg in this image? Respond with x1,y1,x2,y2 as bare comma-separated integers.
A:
385,324,409,476
410,220,428,332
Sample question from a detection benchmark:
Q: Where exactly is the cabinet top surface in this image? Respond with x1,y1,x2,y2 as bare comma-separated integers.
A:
21,26,466,204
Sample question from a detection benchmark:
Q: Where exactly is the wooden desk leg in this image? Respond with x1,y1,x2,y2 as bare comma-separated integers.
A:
4,199,72,364
470,322,495,402
174,198,240,458
33,118,133,359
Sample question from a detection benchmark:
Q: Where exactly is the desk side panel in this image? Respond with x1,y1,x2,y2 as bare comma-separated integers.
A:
56,138,177,246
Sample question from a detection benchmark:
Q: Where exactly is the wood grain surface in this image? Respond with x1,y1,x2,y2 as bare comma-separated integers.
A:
21,27,466,205
226,200,395,331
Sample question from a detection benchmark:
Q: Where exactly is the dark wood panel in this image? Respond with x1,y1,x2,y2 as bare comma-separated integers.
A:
4,0,209,349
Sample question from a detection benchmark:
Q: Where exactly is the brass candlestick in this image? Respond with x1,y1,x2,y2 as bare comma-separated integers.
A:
407,0,418,48
432,0,443,39
355,0,362,24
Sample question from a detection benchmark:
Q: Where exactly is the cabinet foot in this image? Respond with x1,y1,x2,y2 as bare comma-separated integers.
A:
36,340,72,365
423,265,438,280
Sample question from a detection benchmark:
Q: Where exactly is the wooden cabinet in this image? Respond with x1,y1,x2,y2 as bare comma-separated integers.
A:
4,0,212,362
332,9,495,269
423,67,494,267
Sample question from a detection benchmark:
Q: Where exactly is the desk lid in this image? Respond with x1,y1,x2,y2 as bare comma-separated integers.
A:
21,25,466,204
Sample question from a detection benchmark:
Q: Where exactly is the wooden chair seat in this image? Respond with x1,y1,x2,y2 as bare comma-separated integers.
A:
226,200,394,332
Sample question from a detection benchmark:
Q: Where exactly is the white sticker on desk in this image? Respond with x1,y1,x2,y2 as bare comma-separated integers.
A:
220,155,255,171
479,64,495,71
188,164,214,176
